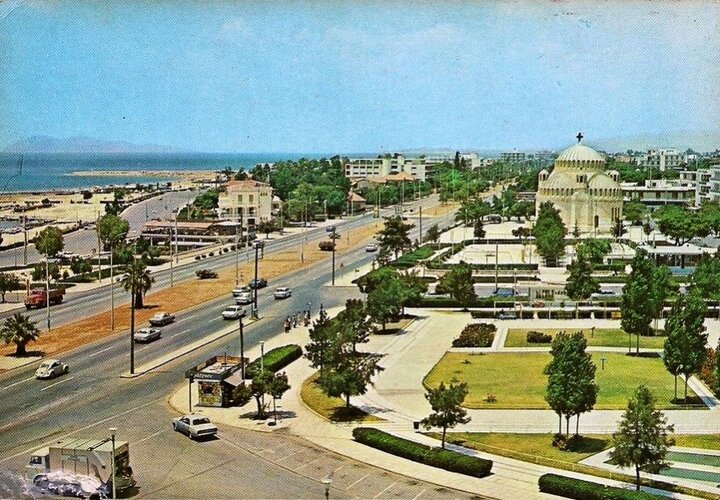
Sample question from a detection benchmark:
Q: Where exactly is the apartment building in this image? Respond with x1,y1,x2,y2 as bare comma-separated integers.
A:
635,149,687,171
679,170,713,205
344,152,482,182
500,150,526,163
621,179,695,208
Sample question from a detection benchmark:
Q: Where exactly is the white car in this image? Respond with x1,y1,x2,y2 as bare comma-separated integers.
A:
273,287,292,299
222,305,246,320
148,312,175,326
134,327,161,343
231,287,250,297
235,291,253,305
172,414,218,440
365,243,378,252
35,359,69,379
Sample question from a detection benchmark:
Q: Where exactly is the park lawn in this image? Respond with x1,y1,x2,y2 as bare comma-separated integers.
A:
300,373,383,423
673,435,720,450
424,352,701,410
505,328,666,349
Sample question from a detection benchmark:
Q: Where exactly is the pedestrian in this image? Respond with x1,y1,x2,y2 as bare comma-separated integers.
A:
284,317,290,333
293,313,298,328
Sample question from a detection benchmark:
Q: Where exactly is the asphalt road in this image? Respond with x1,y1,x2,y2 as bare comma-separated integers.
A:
0,190,192,269
0,197,470,499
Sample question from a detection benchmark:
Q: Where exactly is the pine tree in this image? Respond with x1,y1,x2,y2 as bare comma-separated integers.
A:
421,381,471,449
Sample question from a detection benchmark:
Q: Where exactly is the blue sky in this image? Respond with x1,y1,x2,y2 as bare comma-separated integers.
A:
1,1,719,153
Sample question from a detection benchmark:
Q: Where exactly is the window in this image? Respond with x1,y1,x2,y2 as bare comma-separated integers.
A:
249,194,254,203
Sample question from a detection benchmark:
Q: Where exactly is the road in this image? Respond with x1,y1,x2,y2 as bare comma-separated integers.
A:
0,196,470,498
0,190,192,269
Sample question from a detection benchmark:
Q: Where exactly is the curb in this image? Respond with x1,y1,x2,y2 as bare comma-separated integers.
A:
120,317,261,378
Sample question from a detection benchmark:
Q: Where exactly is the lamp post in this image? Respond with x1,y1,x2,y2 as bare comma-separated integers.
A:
239,313,245,379
109,232,127,331
321,476,332,500
235,209,240,286
252,241,262,319
330,226,337,286
260,340,265,408
109,427,117,500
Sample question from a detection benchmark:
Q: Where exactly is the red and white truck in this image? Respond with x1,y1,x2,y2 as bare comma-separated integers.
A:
24,288,64,309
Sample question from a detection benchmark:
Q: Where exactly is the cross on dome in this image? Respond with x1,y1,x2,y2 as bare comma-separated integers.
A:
576,132,584,143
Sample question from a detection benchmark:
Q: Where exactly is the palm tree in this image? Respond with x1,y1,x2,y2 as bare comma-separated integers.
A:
121,259,154,308
1,313,40,356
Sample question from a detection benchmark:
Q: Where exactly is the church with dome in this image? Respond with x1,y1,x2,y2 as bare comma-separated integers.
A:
536,134,623,235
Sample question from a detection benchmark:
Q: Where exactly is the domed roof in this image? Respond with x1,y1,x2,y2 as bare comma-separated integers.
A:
543,171,573,189
587,173,619,189
556,143,605,163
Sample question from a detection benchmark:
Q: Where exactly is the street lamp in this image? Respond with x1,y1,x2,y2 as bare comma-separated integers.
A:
259,340,265,408
238,312,245,379
109,232,128,331
321,476,332,500
109,427,117,500
252,241,263,318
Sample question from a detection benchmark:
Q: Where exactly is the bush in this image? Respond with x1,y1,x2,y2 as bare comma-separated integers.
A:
551,433,585,452
538,473,660,499
353,427,492,478
527,331,552,343
196,269,218,279
318,240,335,251
195,256,201,261
452,323,496,347
244,344,302,379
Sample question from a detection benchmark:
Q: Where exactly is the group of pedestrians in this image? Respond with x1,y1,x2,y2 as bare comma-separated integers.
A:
283,303,324,333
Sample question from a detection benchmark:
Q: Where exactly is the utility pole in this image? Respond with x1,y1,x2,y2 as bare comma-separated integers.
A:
45,251,50,331
235,211,240,285
96,214,102,282
238,314,245,379
22,215,27,266
252,242,261,318
331,226,337,286
419,206,423,244
129,251,136,375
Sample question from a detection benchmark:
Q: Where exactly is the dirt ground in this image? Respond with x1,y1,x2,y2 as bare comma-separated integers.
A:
0,221,381,358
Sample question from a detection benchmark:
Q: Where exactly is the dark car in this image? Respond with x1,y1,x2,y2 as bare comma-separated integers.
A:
248,278,268,289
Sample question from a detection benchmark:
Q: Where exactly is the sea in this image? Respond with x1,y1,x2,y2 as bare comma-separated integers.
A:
0,152,329,193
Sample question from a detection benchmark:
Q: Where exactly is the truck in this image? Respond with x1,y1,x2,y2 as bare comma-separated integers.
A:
27,438,136,498
25,288,64,309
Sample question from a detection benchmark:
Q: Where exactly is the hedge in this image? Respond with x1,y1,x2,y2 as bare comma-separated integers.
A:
452,323,496,347
352,427,492,478
538,474,662,499
244,344,302,379
408,296,517,308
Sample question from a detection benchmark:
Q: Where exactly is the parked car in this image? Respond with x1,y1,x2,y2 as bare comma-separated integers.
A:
365,243,378,252
231,286,250,297
491,288,518,298
149,312,175,326
35,359,69,379
134,327,161,343
248,278,268,289
531,300,546,308
172,415,218,440
235,291,253,305
273,287,292,299
222,305,246,320
591,289,620,300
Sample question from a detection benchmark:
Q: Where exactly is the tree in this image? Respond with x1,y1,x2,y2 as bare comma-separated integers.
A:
376,216,414,259
663,289,708,402
437,261,476,310
623,201,648,226
31,262,60,282
690,254,720,318
0,272,20,303
1,313,40,356
336,299,375,352
267,371,291,423
193,189,220,210
509,201,535,222
397,270,428,313
532,202,566,266
655,205,704,245
699,201,720,237
425,224,441,244
366,275,405,331
249,370,274,418
317,351,384,408
70,257,93,275
612,217,626,238
610,386,675,491
120,259,154,308
622,250,657,354
564,253,600,317
35,226,64,257
304,308,336,374
96,214,129,250
356,266,396,295
256,219,277,239
576,239,611,265
421,382,471,449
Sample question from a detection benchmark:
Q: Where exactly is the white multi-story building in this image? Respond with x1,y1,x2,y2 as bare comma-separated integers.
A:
621,179,695,208
500,150,526,163
344,152,482,182
217,180,273,229
635,149,687,171
679,170,713,205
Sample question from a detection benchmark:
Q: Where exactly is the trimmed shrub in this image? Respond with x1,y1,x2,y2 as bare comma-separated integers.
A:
318,240,335,251
244,344,302,379
527,331,552,343
352,427,492,478
452,323,496,348
538,473,661,499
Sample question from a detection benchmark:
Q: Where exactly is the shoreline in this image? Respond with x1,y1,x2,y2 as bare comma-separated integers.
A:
67,169,218,178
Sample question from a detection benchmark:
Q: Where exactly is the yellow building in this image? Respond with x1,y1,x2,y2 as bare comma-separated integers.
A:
217,180,273,230
536,135,622,235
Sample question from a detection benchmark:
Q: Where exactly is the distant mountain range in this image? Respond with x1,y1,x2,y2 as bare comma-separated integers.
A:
3,136,178,154
592,130,720,153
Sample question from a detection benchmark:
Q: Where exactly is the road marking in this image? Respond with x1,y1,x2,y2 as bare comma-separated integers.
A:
412,488,427,500
293,457,321,471
1,376,35,390
373,481,397,498
39,376,74,392
88,345,114,358
275,450,302,463
134,428,165,445
346,473,370,489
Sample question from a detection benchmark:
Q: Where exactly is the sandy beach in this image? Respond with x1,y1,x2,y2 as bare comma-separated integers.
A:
68,169,218,179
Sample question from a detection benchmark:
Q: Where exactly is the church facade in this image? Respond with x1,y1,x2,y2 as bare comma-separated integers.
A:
536,135,623,235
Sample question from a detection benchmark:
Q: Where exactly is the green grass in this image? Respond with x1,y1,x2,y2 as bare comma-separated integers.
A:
424,352,704,409
300,373,383,423
673,435,720,450
505,329,666,349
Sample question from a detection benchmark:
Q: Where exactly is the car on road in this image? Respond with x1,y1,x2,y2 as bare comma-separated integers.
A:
531,300,546,308
221,305,246,320
491,288,519,298
231,286,250,297
235,291,253,305
248,278,268,289
590,290,621,300
365,243,378,252
148,312,175,326
172,414,218,440
273,287,292,299
35,359,69,379
134,327,161,343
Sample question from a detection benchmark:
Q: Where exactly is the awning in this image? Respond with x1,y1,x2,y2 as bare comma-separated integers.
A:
224,372,245,387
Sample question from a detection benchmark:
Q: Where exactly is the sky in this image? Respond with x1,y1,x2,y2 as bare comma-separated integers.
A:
1,0,719,153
